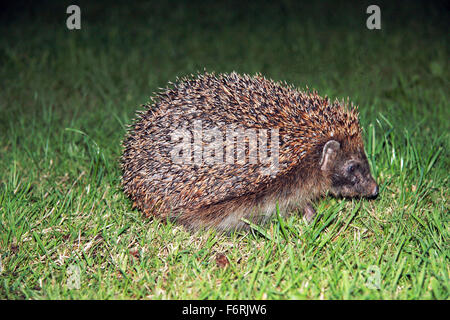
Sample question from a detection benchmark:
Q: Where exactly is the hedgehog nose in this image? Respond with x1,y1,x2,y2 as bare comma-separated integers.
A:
369,184,379,199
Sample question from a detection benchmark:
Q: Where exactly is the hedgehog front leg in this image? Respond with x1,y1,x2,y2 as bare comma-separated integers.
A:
303,202,316,223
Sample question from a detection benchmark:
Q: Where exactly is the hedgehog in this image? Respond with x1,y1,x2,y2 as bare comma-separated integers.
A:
121,72,378,232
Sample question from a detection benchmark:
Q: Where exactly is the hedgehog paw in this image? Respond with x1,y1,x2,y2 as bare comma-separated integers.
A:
303,203,316,223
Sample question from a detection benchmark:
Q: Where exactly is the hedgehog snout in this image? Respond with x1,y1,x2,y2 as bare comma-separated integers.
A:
358,174,379,199
328,159,379,200
366,179,379,199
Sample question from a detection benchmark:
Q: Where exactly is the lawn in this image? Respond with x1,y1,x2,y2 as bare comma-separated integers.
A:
0,0,448,299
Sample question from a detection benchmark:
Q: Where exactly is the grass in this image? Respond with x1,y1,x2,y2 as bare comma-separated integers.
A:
0,0,448,299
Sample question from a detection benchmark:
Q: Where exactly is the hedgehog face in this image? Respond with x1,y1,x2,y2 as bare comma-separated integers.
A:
320,140,379,199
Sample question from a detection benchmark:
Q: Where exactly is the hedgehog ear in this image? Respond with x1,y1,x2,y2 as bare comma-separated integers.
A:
320,140,340,171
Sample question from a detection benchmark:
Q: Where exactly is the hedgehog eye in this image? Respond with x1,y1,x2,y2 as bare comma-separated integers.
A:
347,164,356,174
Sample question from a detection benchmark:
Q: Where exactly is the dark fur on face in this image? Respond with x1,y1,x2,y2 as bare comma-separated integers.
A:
321,140,378,199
